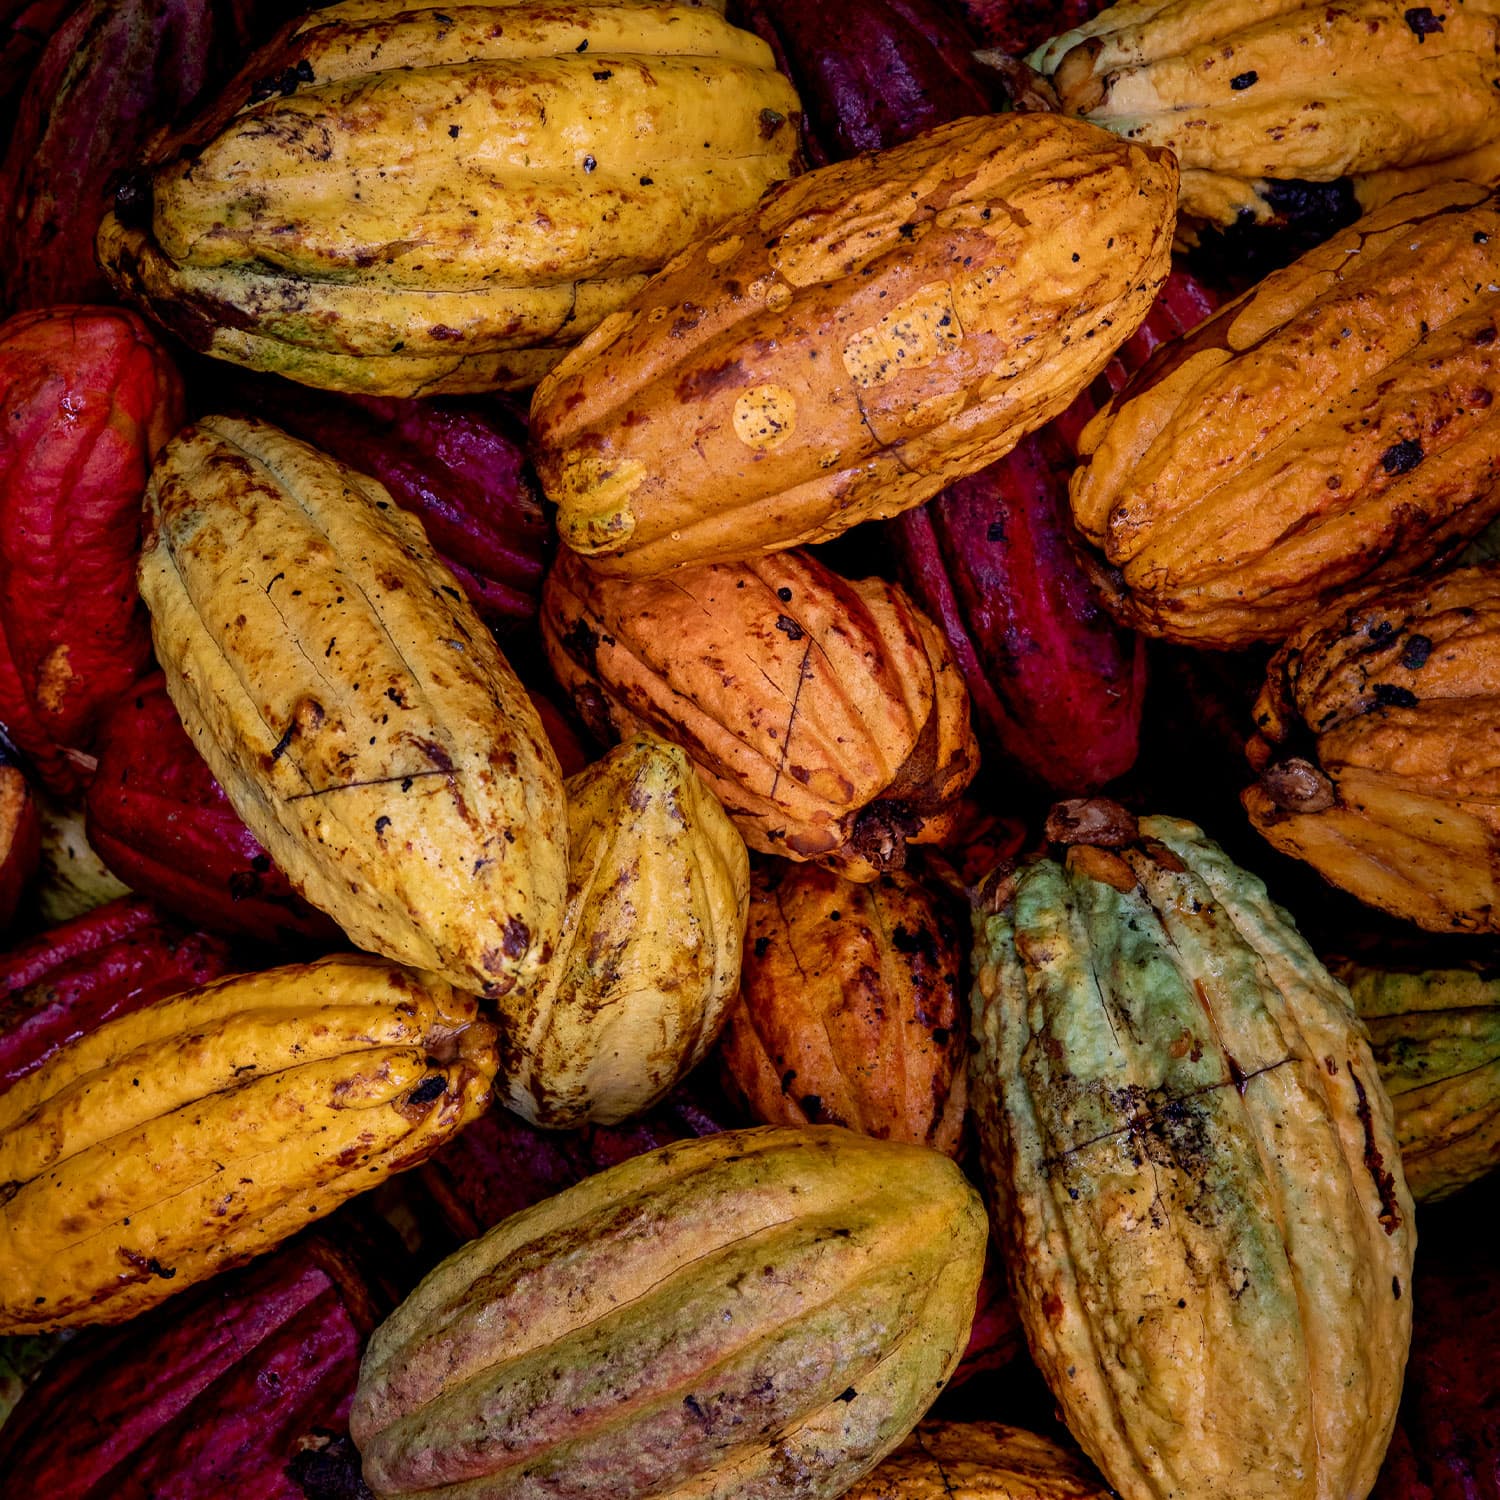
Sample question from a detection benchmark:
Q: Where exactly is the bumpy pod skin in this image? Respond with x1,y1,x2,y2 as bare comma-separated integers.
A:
720,859,967,1154
541,547,979,881
843,1422,1110,1500
1331,961,1500,1203
498,734,750,1129
531,111,1177,578
0,952,496,1332
1030,0,1500,232
138,414,568,997
969,815,1414,1500
1071,184,1500,647
1246,563,1500,933
351,1126,988,1500
97,0,801,397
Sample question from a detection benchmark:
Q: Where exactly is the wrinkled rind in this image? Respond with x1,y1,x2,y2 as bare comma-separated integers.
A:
0,953,497,1332
98,0,801,397
540,547,978,881
351,1126,988,1500
721,860,967,1153
968,816,1414,1500
1030,0,1500,229
1070,184,1500,646
498,734,750,1128
532,111,1177,576
1246,562,1500,933
138,414,568,996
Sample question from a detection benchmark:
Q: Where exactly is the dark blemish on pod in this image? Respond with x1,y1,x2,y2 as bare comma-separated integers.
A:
407,1074,448,1107
1373,683,1419,709
1381,438,1424,474
775,615,805,641
375,816,391,834
1404,7,1443,38
1231,70,1258,89
1399,634,1433,670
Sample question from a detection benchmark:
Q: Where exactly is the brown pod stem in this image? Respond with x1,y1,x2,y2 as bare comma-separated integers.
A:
1044,797,1140,848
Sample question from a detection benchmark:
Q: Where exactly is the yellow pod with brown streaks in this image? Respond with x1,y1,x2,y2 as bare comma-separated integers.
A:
531,111,1177,577
498,734,749,1128
1070,183,1500,647
1030,0,1500,235
0,954,495,1332
720,858,968,1154
1245,562,1500,934
846,1423,1111,1500
138,415,568,999
97,0,801,397
540,546,979,881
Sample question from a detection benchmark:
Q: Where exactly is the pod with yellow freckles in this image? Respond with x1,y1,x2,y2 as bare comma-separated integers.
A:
498,734,750,1129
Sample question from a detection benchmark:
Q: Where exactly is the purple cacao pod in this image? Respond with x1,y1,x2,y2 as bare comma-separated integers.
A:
730,0,1002,165
223,375,551,635
949,0,1107,56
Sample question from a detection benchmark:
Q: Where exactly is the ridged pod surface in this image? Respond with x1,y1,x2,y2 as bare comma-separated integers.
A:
139,415,568,997
969,810,1414,1500
1029,0,1500,232
97,0,801,396
1246,563,1500,933
498,734,749,1128
844,1422,1110,1500
719,859,967,1153
531,112,1177,577
351,1126,988,1500
541,547,978,880
1071,184,1500,646
0,952,496,1332
1331,960,1500,1202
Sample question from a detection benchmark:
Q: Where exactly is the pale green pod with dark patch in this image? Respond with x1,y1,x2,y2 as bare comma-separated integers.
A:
350,1125,988,1500
498,734,750,1128
969,811,1414,1500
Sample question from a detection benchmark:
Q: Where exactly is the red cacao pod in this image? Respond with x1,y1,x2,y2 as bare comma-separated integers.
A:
0,0,72,119
85,673,341,947
0,307,183,797
0,894,231,1090
0,1215,400,1500
0,735,41,931
950,0,1105,56
731,0,1001,166
223,376,550,635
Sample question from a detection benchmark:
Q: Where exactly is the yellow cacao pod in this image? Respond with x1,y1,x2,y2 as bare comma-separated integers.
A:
0,953,495,1332
720,859,968,1154
531,111,1177,576
845,1423,1110,1500
1071,183,1500,646
97,0,801,396
970,808,1414,1500
541,546,979,881
498,733,750,1128
351,1126,988,1500
1030,0,1500,233
1246,563,1500,933
138,415,569,998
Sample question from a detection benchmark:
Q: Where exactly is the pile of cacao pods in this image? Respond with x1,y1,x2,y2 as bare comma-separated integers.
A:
3,0,1500,1496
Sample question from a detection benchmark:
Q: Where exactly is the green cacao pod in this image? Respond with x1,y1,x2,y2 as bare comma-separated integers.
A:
969,801,1415,1500
350,1125,988,1500
1330,959,1500,1203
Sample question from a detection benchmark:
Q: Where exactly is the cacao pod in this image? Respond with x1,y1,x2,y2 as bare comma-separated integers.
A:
0,0,298,313
1246,562,1500,933
34,796,130,924
1029,0,1500,235
0,895,231,1091
530,111,1178,578
844,1422,1110,1500
0,738,40,931
499,733,749,1128
0,952,496,1332
969,804,1414,1500
223,375,550,635
730,0,1000,165
0,306,183,796
541,546,979,880
0,1214,399,1498
97,0,801,398
139,414,569,999
719,858,967,1153
85,672,341,947
351,1126,988,1500
1070,183,1500,646
1329,960,1500,1202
